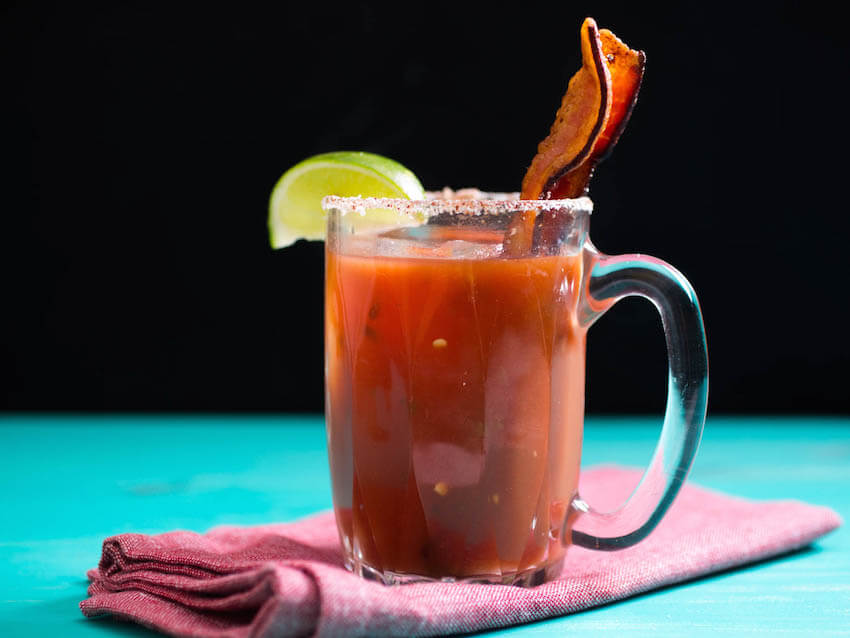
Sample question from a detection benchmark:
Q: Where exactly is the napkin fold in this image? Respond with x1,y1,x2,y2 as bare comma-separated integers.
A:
80,466,841,637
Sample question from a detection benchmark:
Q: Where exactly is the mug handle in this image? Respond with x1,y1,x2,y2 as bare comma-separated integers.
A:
571,248,709,550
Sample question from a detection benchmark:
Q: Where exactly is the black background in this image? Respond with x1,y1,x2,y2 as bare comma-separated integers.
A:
2,1,848,414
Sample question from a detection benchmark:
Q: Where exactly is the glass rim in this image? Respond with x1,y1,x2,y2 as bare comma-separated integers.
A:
321,194,593,217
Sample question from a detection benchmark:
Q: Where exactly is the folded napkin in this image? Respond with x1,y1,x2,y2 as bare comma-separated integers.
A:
80,466,841,637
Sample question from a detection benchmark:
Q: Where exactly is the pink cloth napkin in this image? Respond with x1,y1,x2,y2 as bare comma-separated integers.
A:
80,466,841,637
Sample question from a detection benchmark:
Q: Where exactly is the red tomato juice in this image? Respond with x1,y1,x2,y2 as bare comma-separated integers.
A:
325,231,586,581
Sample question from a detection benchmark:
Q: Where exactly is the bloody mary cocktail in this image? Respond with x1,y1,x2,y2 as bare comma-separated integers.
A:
279,16,707,589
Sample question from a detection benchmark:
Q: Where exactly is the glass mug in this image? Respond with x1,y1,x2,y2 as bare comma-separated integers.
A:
322,194,708,586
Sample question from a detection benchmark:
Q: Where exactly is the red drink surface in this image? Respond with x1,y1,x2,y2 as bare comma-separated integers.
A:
325,229,586,581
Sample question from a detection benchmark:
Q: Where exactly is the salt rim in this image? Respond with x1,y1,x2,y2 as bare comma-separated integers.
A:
321,195,593,217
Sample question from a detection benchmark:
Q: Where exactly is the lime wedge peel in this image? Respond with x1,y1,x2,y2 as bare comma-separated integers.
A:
268,151,425,248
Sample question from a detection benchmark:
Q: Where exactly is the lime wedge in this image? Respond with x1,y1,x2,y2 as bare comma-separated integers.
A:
268,151,425,248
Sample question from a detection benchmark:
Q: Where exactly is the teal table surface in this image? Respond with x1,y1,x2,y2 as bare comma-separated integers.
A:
1,415,848,637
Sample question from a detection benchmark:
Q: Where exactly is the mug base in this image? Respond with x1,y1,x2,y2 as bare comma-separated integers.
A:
344,555,564,587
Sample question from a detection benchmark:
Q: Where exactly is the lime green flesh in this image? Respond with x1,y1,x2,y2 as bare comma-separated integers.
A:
268,151,425,248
